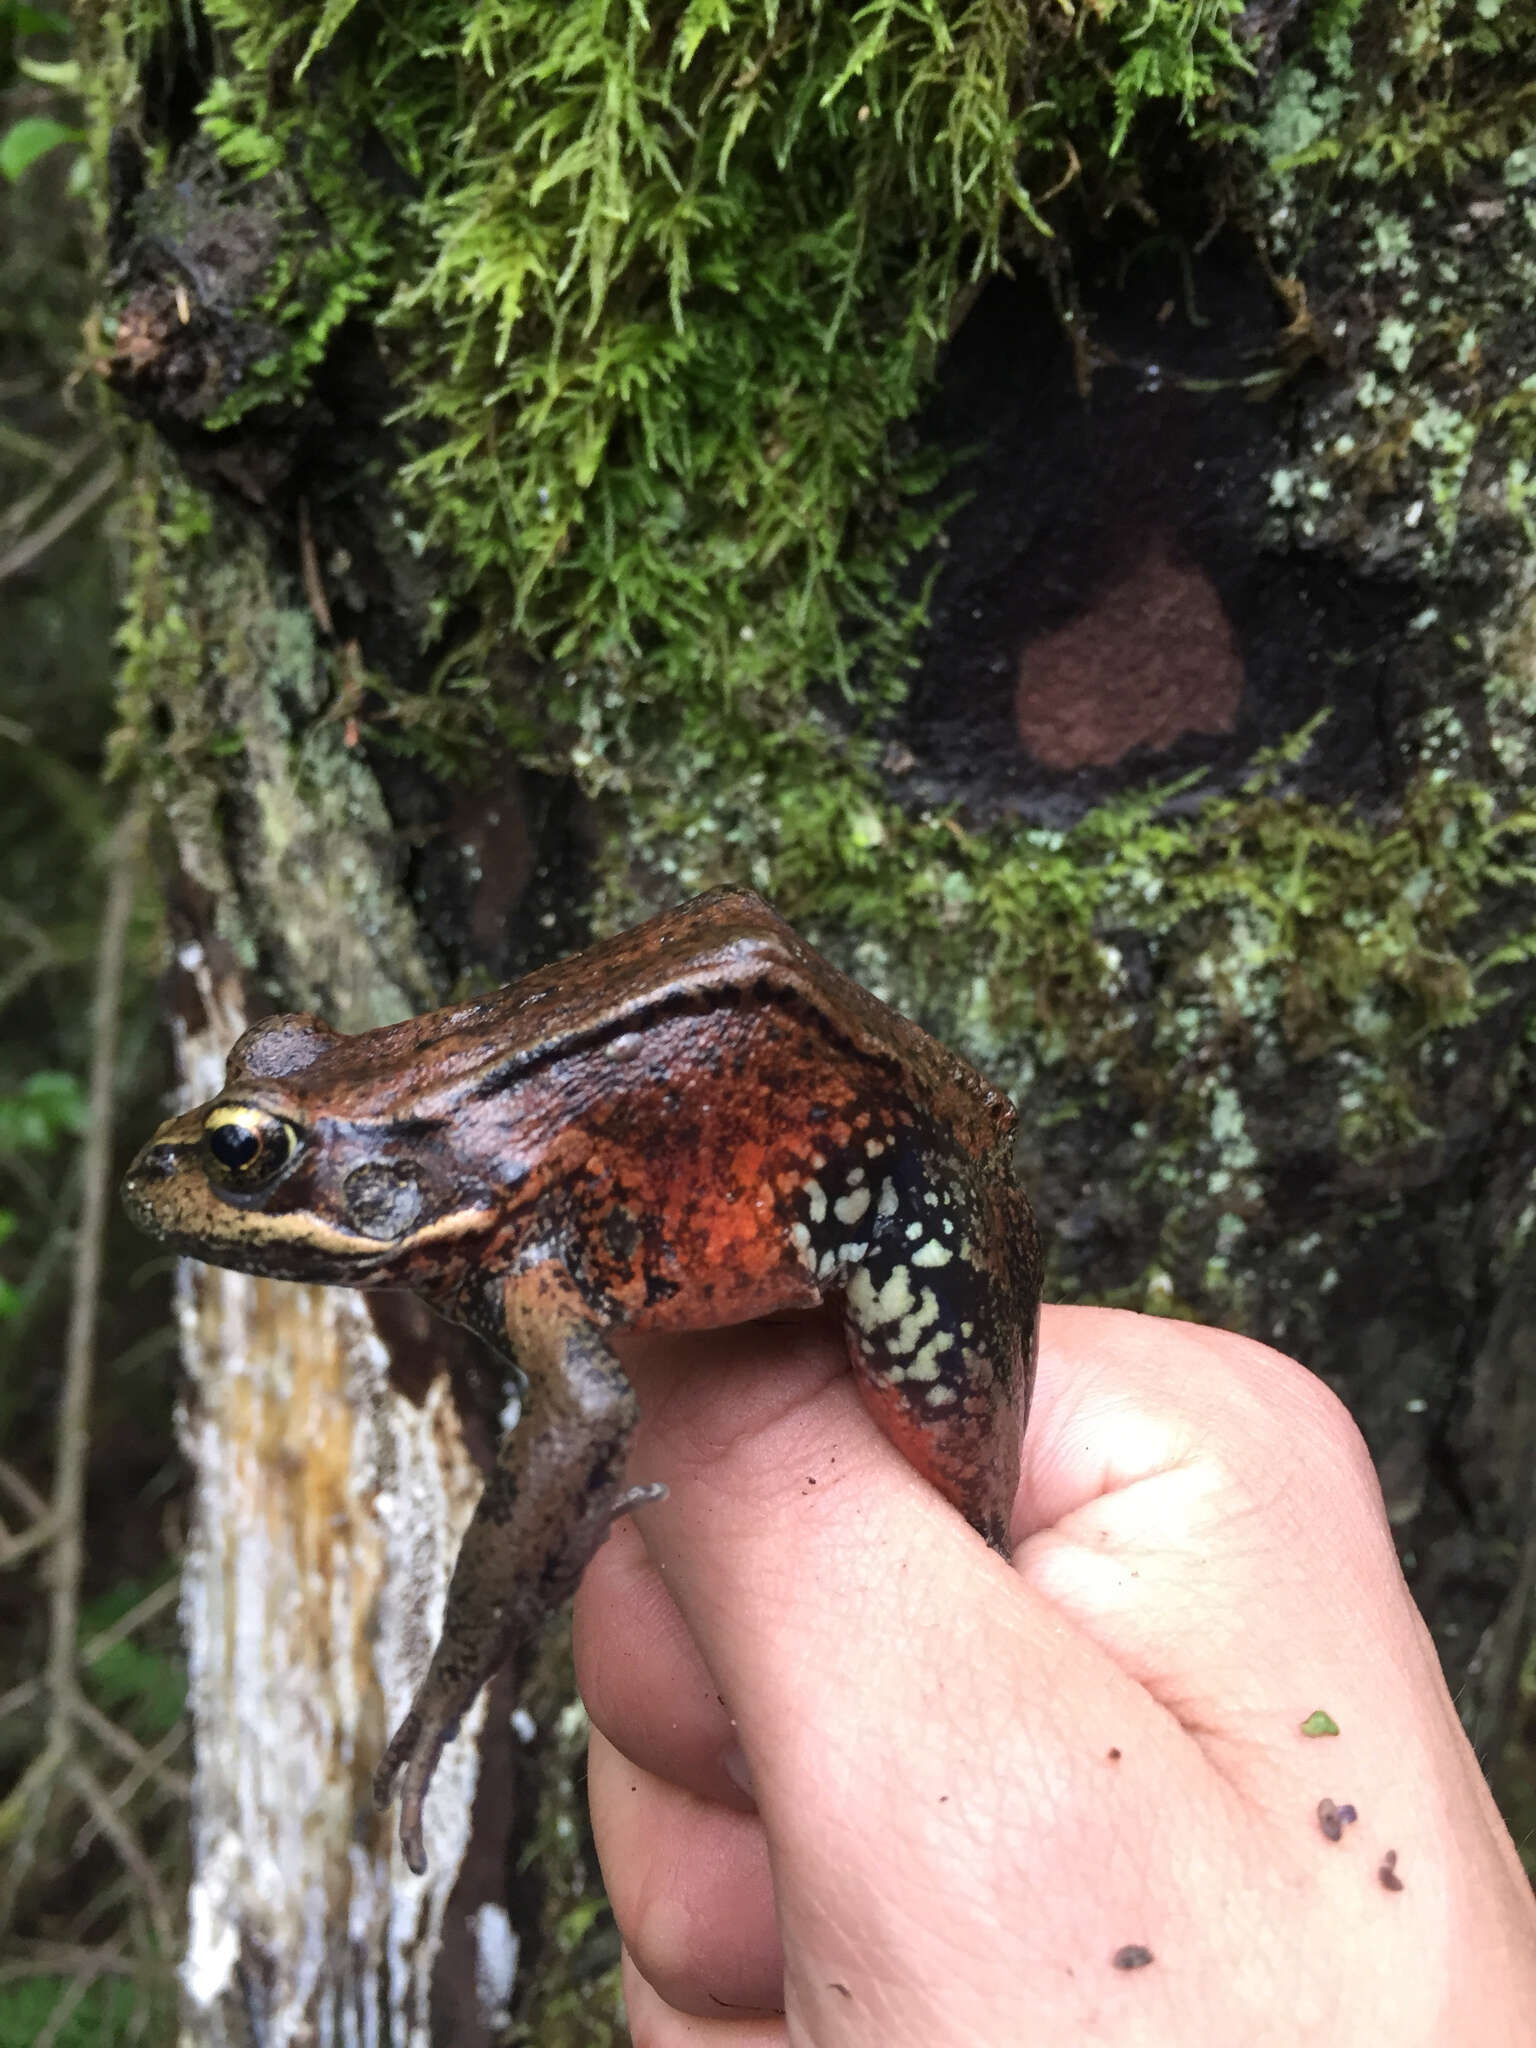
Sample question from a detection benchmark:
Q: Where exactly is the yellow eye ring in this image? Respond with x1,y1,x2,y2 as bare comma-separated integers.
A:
203,1105,298,1189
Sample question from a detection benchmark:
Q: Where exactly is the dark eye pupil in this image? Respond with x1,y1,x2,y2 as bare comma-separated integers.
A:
209,1122,262,1170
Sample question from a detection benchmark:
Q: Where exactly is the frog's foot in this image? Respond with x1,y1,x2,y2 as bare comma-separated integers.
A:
374,1704,457,1876
373,1482,667,1874
610,1479,668,1520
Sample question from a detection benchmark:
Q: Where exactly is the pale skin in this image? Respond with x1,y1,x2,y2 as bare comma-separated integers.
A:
574,1304,1536,2046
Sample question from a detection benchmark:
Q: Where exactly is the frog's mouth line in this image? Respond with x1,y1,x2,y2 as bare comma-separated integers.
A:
122,1137,502,1271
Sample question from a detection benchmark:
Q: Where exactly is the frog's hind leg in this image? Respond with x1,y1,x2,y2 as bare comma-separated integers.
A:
839,1167,1035,1557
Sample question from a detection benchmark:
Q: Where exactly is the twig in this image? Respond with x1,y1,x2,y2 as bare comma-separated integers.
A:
0,435,107,538
0,459,119,585
61,1868,139,1943
49,811,140,1697
0,813,143,1931
73,1695,191,1801
0,1454,57,1574
31,1961,101,2048
0,895,55,1009
0,1575,180,1725
0,1454,48,1524
297,494,335,636
67,1763,176,1959
94,1719,191,1840
0,417,92,476
0,1939,141,1982
0,1507,57,1568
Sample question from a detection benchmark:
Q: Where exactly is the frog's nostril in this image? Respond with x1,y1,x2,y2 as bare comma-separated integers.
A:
128,1143,179,1185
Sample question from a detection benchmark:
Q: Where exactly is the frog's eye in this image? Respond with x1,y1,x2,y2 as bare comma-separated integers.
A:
202,1105,298,1190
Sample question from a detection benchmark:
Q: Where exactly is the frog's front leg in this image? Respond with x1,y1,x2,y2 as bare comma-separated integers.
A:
374,1266,663,1873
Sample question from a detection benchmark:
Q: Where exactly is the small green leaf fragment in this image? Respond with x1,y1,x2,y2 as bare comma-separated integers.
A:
1300,1709,1341,1737
15,53,80,86
0,114,79,181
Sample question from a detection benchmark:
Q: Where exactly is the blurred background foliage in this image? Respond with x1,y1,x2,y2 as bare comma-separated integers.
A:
1,1,185,2037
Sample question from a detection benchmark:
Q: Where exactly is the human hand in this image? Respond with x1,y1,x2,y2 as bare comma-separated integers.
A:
577,1305,1536,2045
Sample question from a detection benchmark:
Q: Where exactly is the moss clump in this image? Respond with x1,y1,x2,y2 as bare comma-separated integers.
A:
103,0,1252,761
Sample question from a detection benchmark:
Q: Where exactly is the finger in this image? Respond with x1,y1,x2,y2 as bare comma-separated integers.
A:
1020,1306,1411,1665
575,1513,755,1812
1020,1309,1443,1717
588,1725,782,2020
620,1949,786,2048
1015,1308,1529,1895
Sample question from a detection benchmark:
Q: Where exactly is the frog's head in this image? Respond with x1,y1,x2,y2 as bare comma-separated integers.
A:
121,1011,496,1287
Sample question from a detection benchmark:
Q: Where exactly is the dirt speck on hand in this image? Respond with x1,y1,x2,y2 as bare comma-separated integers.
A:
1317,1796,1358,1841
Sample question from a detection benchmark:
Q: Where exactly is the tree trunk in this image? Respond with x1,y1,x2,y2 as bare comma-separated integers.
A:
83,0,1536,2037
112,525,618,2038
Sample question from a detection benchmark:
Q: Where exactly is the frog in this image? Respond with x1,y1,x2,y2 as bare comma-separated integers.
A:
122,886,1041,1873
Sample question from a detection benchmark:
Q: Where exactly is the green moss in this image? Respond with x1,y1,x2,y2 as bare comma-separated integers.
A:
591,708,1534,1150
98,0,1252,757
114,451,439,1024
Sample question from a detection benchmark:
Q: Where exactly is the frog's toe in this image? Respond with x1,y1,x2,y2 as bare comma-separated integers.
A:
396,1742,442,1877
609,1479,667,1524
373,1708,418,1811
373,1707,447,1876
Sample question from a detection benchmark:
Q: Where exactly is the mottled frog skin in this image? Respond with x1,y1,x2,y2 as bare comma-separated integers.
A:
122,888,1041,1871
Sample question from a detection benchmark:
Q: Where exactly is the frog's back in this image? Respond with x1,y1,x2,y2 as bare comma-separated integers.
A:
548,888,1018,1161
239,890,1015,1167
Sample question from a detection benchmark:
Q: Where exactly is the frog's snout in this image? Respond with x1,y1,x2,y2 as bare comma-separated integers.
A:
127,1139,177,1185
121,1136,185,1233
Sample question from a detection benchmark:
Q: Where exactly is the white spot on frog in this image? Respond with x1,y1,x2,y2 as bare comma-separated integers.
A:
907,1327,956,1380
847,1264,915,1331
834,1187,871,1227
890,1287,941,1357
876,1179,899,1220
803,1179,827,1225
911,1240,953,1269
